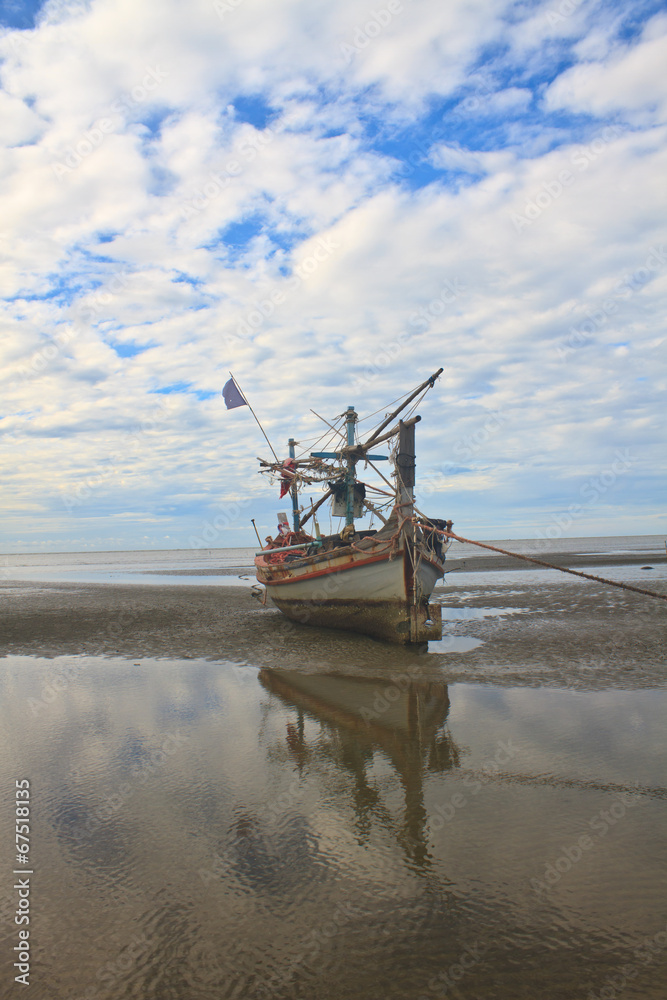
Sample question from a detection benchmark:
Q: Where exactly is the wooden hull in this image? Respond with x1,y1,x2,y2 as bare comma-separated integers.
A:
255,542,444,644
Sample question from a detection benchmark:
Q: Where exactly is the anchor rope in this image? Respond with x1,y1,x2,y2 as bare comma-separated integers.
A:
426,527,667,604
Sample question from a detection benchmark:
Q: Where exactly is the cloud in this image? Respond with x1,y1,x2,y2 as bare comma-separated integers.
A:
0,89,45,144
544,13,667,124
0,0,665,550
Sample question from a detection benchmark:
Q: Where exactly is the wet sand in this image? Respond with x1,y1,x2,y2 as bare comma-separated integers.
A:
1,565,666,1000
1,567,665,689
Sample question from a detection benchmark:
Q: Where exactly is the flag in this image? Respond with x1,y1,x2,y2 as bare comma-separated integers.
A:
279,458,296,498
222,377,247,410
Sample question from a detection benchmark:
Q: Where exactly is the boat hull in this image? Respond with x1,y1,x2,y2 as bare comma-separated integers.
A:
269,595,442,644
255,544,444,644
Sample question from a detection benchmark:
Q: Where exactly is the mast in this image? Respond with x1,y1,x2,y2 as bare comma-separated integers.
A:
362,367,443,449
396,418,416,509
311,406,389,527
397,418,417,614
302,370,441,533
288,438,300,531
344,406,356,527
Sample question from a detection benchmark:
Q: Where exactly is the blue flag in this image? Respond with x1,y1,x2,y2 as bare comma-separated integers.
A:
222,378,247,410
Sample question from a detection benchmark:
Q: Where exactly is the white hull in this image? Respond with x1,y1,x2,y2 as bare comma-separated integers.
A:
261,547,440,602
255,541,444,644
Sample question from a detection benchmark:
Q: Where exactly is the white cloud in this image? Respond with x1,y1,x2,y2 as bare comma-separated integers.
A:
545,13,667,124
0,0,665,550
429,143,514,175
0,90,45,144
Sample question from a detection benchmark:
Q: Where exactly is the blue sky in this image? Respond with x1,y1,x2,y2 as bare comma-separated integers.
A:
1,0,666,551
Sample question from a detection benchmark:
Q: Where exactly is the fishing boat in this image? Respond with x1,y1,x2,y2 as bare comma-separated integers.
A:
222,369,667,634
226,368,453,644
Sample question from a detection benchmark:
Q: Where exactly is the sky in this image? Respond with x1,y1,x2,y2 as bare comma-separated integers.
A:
1,0,666,553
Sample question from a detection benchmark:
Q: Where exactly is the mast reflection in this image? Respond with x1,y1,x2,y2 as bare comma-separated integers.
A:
259,669,461,869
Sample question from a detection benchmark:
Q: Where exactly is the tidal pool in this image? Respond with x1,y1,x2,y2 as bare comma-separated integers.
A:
0,655,665,1000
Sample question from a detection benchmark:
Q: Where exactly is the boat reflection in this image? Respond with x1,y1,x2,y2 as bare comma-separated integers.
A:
258,669,461,869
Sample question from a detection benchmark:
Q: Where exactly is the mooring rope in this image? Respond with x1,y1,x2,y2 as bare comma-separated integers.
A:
431,528,667,604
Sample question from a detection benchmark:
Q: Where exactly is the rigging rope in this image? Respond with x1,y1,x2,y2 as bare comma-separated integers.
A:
400,386,431,424
295,414,347,461
431,529,667,604
357,388,414,426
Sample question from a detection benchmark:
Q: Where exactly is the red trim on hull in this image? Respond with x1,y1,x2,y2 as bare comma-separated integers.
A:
257,550,390,586
255,548,444,588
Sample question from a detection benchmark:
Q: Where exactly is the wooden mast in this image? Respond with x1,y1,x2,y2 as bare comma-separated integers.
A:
396,418,416,506
362,367,443,448
288,437,300,531
397,417,424,641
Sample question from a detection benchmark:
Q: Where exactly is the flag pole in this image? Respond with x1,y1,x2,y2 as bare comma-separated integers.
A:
229,372,281,464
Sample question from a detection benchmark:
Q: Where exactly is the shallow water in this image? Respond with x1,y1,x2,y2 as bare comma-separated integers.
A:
3,534,665,588
1,655,665,999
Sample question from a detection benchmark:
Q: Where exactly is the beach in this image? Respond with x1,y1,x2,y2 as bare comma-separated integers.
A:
1,540,666,1000
1,539,665,688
